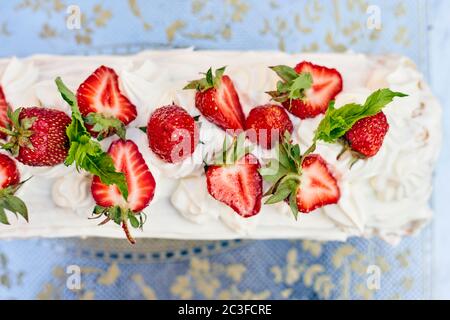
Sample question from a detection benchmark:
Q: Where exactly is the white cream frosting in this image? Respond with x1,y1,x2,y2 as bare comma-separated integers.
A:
0,50,442,244
52,171,94,218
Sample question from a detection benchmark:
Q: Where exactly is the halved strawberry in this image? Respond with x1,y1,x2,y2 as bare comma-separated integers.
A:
91,140,155,244
184,67,245,132
205,134,262,217
77,66,137,139
296,155,340,213
260,133,340,217
0,153,20,188
268,62,343,119
0,153,29,225
0,86,11,140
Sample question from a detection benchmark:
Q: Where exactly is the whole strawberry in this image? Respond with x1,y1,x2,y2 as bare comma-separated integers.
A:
344,111,389,158
206,134,262,217
245,104,293,149
184,67,245,132
268,62,343,119
0,107,71,166
147,105,199,163
0,153,29,225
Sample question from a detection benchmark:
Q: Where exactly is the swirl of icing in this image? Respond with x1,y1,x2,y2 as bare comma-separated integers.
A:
171,175,260,234
52,172,94,218
1,57,39,107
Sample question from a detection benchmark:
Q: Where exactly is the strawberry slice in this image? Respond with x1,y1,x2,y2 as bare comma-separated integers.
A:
0,153,20,189
205,134,262,217
77,66,137,138
268,62,343,119
185,67,245,132
91,140,155,243
291,61,343,118
207,154,262,218
296,155,340,213
0,86,11,140
0,153,29,225
260,133,340,217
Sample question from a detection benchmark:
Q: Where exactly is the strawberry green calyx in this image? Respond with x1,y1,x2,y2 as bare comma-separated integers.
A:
266,65,313,105
92,205,147,244
84,112,126,141
184,66,226,92
55,77,129,200
211,132,252,167
259,132,302,219
0,108,37,156
0,179,30,225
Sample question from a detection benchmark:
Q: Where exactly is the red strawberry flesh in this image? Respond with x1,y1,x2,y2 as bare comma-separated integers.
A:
283,61,342,119
0,86,11,140
195,75,245,132
77,66,137,125
91,139,155,212
206,154,262,218
0,154,20,189
297,154,340,213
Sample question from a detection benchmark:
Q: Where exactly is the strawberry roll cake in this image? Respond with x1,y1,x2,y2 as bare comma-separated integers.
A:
0,49,442,244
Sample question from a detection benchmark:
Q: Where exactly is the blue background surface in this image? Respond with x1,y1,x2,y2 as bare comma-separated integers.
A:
0,0,448,299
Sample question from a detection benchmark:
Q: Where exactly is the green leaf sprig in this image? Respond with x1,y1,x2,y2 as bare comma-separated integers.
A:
266,65,313,105
259,132,302,219
0,178,30,225
313,88,408,144
55,77,128,200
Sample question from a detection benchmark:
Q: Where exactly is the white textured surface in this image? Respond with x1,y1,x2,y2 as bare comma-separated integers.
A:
0,50,442,243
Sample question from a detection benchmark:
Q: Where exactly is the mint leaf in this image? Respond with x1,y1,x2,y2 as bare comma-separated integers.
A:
314,89,407,143
55,77,129,200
